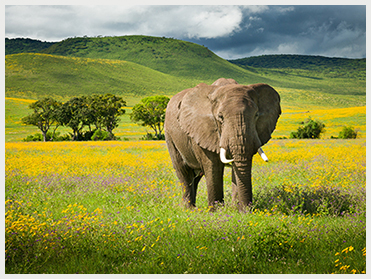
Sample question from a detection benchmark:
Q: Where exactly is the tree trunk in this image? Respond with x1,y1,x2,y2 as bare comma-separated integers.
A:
42,131,47,142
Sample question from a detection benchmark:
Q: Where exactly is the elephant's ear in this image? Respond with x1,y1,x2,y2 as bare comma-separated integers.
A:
177,84,220,153
251,83,281,146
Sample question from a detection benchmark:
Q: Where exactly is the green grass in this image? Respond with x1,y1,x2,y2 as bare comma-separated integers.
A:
5,140,366,274
5,53,197,103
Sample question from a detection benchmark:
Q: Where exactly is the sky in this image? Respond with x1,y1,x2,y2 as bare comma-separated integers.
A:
4,3,367,59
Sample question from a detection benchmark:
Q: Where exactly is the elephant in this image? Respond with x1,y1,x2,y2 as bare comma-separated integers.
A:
164,78,281,211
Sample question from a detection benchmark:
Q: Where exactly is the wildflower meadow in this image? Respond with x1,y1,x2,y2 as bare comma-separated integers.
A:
5,139,366,274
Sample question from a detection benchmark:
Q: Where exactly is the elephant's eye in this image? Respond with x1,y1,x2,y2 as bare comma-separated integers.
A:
255,112,260,119
218,112,224,122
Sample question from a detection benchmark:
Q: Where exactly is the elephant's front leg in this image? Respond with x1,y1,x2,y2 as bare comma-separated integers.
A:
203,163,225,208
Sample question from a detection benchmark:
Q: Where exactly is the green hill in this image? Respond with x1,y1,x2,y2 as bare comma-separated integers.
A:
39,35,267,83
230,54,364,69
5,53,198,104
229,55,365,97
5,38,55,55
5,35,366,101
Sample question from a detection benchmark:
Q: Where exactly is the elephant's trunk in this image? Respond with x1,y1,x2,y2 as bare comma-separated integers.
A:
232,157,253,211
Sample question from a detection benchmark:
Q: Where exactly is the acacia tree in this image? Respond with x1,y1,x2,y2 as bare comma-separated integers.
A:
131,96,169,140
21,97,62,142
89,94,126,139
22,94,126,141
58,96,91,140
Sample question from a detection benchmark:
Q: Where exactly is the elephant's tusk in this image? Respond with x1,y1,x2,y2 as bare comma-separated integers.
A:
258,147,269,162
220,148,234,164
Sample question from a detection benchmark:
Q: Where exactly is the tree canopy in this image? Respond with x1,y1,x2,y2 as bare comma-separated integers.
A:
131,96,169,140
22,94,126,141
21,98,62,142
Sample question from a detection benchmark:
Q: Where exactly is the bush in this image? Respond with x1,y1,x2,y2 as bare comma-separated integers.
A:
338,126,358,139
91,129,111,141
253,183,360,216
23,133,45,142
290,118,325,139
141,132,165,140
23,131,70,142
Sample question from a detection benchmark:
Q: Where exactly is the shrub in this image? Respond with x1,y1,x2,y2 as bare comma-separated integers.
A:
23,131,70,142
91,129,111,141
141,132,165,141
338,126,358,139
23,133,44,142
290,118,325,139
253,184,361,216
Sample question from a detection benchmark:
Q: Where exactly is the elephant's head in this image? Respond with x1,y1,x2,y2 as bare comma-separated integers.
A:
177,78,281,208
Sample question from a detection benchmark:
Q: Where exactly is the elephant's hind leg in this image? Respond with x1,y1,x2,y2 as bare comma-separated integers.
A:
166,139,201,207
178,166,202,207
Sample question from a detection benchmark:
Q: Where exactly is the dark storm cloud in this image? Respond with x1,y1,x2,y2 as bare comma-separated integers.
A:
190,5,366,59
5,5,366,59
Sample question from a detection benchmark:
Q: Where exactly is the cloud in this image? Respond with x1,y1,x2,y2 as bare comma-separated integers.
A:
192,5,366,59
5,5,366,59
6,5,246,40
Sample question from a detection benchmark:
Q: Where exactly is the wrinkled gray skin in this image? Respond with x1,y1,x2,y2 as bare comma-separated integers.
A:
164,78,281,211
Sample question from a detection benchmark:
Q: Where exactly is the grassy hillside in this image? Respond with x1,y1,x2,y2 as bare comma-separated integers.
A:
230,55,365,96
5,51,365,109
6,36,366,97
5,53,197,103
40,35,268,84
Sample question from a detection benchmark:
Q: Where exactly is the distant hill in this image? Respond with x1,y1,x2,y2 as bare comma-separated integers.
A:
5,38,55,55
229,54,365,80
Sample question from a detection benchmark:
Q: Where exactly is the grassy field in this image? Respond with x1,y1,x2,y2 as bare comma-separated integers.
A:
5,96,366,142
5,140,366,273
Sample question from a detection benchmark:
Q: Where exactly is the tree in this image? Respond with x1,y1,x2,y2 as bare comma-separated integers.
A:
89,94,126,139
290,118,325,139
131,96,170,140
59,97,91,140
21,98,62,142
22,94,126,141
